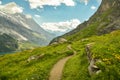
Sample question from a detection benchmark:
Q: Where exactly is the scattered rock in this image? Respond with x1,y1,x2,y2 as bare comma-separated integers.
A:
67,45,72,50
86,43,94,62
27,55,36,62
58,38,67,43
27,54,45,62
36,54,45,60
81,38,89,42
50,42,58,45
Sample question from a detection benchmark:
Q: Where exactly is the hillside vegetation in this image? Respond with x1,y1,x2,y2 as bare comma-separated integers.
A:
0,30,120,80
62,30,120,80
0,43,73,80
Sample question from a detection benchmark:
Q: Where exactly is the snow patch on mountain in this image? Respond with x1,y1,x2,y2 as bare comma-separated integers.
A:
20,21,31,30
11,30,28,41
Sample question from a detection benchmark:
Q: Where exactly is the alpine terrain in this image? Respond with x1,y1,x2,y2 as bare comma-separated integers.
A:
0,0,120,80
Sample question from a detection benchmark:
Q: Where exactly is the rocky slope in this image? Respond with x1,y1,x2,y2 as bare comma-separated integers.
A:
0,11,54,52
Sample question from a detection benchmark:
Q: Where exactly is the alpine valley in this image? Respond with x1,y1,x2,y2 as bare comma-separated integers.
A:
0,0,120,80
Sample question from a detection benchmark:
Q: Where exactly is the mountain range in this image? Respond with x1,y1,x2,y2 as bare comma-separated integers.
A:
0,10,55,52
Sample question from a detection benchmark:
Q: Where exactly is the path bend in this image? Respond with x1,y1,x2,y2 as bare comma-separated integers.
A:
49,45,76,80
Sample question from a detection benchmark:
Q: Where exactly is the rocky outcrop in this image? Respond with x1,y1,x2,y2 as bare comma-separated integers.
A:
27,54,45,62
50,38,67,45
88,58,101,76
86,43,94,63
86,43,101,76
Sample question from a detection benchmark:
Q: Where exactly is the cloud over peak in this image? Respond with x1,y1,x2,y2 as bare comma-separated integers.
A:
41,19,81,35
0,2,23,14
80,0,89,5
28,0,75,9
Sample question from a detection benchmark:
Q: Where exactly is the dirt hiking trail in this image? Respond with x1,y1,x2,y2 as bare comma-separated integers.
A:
49,45,76,80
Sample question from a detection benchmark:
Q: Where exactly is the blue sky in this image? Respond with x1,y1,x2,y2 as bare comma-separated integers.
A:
0,0,102,24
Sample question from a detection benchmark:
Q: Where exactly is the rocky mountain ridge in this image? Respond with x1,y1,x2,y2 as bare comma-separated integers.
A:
0,11,54,52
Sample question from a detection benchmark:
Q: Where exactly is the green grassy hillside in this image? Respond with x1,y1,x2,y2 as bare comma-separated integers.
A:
0,43,73,80
0,30,120,80
62,30,120,80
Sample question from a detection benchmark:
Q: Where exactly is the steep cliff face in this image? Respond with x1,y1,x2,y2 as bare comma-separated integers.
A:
50,0,120,44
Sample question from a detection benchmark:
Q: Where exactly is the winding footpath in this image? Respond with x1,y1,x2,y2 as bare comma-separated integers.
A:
49,45,76,80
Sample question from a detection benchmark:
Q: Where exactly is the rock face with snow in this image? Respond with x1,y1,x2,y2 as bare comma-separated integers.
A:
0,11,54,52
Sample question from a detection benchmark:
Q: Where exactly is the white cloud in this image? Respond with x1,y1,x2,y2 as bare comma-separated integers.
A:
28,0,75,9
80,0,89,5
34,14,40,18
84,0,88,5
0,2,23,14
91,6,96,10
41,19,81,34
62,0,75,6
